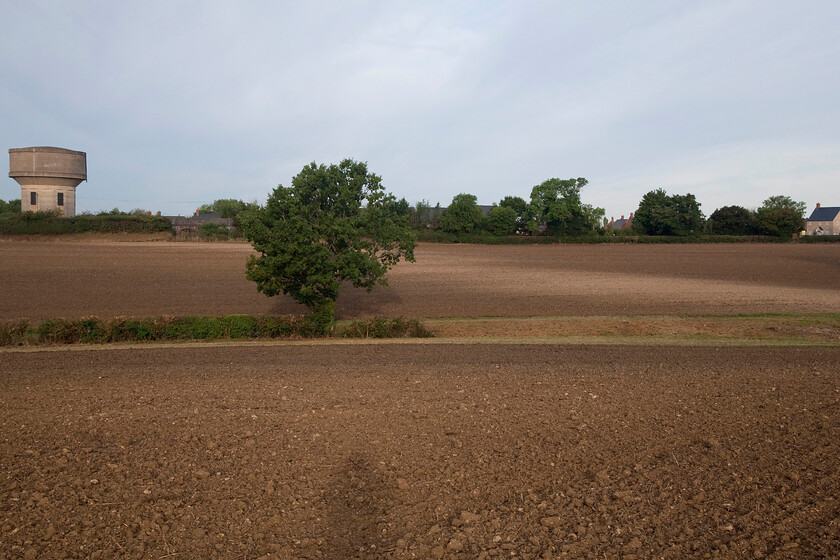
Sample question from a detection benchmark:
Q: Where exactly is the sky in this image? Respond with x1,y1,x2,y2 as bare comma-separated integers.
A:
2,1,839,219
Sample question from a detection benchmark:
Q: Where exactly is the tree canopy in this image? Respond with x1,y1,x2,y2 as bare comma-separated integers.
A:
439,193,484,234
240,159,416,331
0,199,22,214
759,195,807,218
198,198,257,219
754,196,806,238
707,205,756,236
528,178,604,235
486,205,518,236
633,189,704,236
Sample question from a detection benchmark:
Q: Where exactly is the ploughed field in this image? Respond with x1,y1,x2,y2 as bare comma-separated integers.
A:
1,239,839,320
2,239,840,559
2,345,839,559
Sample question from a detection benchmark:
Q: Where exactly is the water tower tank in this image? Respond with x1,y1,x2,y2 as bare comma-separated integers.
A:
9,146,87,217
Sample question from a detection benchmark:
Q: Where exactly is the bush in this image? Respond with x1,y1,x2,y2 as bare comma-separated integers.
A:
198,222,235,240
0,320,29,346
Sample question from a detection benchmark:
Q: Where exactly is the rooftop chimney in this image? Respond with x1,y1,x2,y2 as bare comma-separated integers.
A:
816,203,821,209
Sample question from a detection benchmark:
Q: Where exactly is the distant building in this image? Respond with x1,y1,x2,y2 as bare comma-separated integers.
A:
8,147,87,217
805,203,840,235
609,213,634,230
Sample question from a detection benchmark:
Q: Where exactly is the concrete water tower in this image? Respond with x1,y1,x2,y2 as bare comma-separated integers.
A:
9,146,87,217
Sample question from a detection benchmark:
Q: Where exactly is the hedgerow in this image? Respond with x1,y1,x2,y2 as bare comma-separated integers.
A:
0,314,433,346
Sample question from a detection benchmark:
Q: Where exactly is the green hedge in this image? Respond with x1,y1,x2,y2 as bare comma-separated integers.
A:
798,235,840,243
0,314,433,346
0,212,174,235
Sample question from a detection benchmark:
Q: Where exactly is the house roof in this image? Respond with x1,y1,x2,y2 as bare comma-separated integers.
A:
806,207,840,221
611,216,632,229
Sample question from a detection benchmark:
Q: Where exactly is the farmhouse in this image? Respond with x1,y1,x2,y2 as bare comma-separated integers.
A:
609,213,634,230
805,203,840,235
8,146,87,217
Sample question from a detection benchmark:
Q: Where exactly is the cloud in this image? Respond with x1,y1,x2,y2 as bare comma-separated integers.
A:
2,1,838,218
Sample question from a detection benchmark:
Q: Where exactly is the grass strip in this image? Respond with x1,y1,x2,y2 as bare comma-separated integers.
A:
0,315,433,347
423,314,840,345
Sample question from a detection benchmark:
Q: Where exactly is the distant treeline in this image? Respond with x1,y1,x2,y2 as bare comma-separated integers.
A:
0,204,172,235
3,184,834,242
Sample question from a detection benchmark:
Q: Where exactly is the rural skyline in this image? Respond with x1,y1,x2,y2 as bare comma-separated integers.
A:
2,1,839,218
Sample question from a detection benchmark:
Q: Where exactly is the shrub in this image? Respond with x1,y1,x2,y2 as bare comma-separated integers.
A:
0,314,433,346
0,320,30,346
199,222,234,240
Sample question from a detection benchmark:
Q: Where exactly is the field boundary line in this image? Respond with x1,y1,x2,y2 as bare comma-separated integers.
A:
2,335,838,354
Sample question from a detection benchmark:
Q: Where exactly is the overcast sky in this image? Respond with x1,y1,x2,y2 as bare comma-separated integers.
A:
2,1,838,219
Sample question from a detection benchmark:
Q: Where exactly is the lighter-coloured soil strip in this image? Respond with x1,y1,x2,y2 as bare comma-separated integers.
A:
2,314,838,353
424,313,840,342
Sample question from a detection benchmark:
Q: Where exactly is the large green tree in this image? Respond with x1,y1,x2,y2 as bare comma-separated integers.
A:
486,205,518,236
707,205,757,235
439,193,484,234
240,159,416,332
633,189,704,236
528,178,603,235
755,195,806,239
759,195,806,217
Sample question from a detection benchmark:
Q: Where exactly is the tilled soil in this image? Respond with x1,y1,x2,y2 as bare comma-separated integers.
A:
2,344,839,559
1,240,839,320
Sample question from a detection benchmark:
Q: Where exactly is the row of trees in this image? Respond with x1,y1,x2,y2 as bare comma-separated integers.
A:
392,178,605,237
236,160,813,338
201,183,808,243
394,186,807,240
634,191,807,238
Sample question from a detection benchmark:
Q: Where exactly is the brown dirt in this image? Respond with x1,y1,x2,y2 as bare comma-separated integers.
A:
1,239,839,321
2,344,839,559
2,238,840,559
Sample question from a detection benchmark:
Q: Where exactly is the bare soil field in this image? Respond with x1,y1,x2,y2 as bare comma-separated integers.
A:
2,344,839,559
2,239,839,559
0,239,839,320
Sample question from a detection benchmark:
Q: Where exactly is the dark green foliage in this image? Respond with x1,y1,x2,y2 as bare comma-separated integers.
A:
197,199,257,219
799,235,840,243
439,193,484,234
411,200,444,228
528,178,604,235
198,222,234,240
760,195,807,217
756,195,806,238
757,207,803,238
707,205,757,235
0,199,22,214
241,159,416,332
633,189,704,236
486,206,518,236
339,317,433,338
0,314,433,346
499,196,528,219
416,230,559,244
0,210,173,235
388,197,411,217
